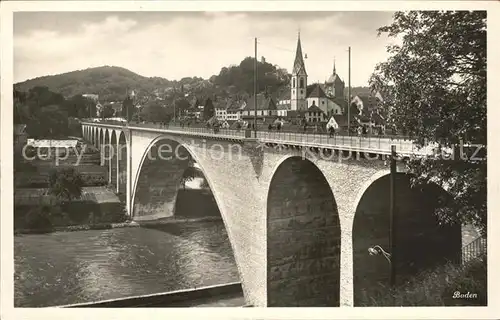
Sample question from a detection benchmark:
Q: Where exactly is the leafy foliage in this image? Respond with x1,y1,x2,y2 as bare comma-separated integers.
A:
119,96,137,121
15,66,172,102
180,160,205,189
14,86,96,138
15,57,292,104
48,167,84,202
100,104,115,118
63,94,97,118
370,11,487,233
137,100,172,123
203,98,215,121
214,57,290,97
358,254,486,306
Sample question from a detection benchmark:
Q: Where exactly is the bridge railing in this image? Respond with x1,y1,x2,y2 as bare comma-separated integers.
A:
84,120,423,154
256,130,416,154
462,236,487,265
128,122,247,138
87,119,412,138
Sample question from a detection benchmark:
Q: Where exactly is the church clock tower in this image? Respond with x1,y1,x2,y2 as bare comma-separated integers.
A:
290,32,308,111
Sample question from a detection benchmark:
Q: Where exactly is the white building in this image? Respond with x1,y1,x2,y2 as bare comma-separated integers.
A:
240,94,277,118
280,33,348,115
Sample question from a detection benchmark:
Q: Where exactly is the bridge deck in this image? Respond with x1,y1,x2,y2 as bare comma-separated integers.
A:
83,121,434,156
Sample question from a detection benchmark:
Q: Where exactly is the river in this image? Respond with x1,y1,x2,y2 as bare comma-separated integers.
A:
14,220,240,307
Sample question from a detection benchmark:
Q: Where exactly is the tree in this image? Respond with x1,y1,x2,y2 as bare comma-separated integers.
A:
203,98,215,120
370,11,486,233
175,98,191,116
100,104,115,119
200,178,210,189
121,96,136,121
48,167,84,202
179,160,204,190
64,94,96,118
26,105,70,138
139,100,172,123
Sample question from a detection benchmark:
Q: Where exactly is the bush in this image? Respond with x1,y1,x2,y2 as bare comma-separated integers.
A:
81,174,107,186
357,255,487,306
48,167,83,201
23,206,53,231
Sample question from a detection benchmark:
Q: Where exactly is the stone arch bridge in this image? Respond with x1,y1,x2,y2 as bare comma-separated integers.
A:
80,122,462,307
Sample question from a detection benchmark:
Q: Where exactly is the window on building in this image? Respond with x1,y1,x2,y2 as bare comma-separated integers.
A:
300,78,304,88
293,78,296,88
322,101,325,104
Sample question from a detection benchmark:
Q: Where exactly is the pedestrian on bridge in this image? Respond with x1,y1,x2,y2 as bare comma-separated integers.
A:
329,126,335,138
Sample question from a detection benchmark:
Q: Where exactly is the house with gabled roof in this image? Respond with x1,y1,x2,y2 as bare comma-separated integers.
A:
350,94,386,133
305,102,327,123
240,93,277,121
226,99,246,121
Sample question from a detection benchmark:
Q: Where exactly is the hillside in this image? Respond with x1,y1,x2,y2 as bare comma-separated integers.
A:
15,61,371,103
14,66,176,102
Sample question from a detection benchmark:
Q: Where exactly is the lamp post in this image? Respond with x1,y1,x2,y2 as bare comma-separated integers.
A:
389,144,397,287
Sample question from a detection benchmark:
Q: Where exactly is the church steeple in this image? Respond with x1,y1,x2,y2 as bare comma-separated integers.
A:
333,58,336,75
290,31,308,111
292,31,307,76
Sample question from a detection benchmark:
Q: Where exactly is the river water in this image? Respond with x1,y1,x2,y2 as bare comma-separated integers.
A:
14,221,240,307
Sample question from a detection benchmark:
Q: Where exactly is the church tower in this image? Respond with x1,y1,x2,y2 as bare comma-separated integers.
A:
290,32,308,111
325,58,345,98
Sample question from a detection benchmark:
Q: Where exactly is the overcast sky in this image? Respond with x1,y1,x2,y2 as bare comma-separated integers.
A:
14,11,397,87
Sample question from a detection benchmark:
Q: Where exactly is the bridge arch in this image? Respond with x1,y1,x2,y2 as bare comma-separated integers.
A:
351,170,462,306
130,135,248,302
266,155,341,306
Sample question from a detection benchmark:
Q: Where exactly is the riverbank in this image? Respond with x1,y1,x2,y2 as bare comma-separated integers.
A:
356,254,487,306
14,215,223,235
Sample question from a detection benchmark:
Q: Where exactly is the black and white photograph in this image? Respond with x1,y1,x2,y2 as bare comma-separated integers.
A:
0,1,497,318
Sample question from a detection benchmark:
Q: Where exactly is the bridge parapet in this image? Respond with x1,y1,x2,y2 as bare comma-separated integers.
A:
83,121,432,157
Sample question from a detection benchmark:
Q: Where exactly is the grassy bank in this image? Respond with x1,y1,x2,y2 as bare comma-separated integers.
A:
357,254,487,306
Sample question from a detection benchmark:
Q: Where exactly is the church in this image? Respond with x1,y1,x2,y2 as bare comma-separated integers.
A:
277,33,348,117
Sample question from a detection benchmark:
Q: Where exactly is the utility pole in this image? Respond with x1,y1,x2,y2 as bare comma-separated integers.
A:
348,46,351,135
389,145,397,288
254,37,258,138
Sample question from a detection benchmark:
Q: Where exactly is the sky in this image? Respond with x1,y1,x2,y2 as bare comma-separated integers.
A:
14,11,398,87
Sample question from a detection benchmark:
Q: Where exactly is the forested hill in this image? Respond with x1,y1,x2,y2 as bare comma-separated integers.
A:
14,66,177,102
15,59,371,102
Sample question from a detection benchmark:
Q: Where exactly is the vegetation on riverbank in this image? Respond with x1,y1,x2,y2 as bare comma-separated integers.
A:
357,254,487,306
16,199,128,232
